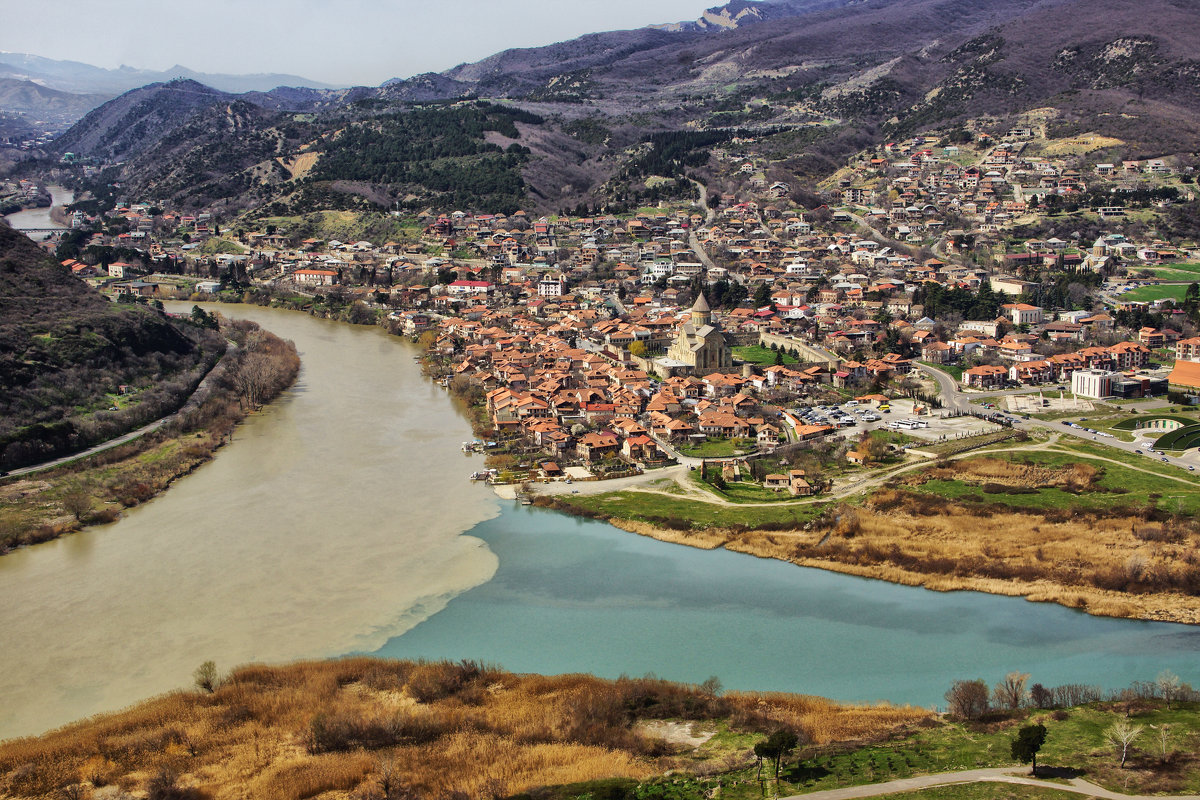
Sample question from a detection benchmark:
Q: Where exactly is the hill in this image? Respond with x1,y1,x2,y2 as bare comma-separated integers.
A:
40,0,1200,213
0,224,221,470
0,658,928,800
0,77,108,135
0,51,337,95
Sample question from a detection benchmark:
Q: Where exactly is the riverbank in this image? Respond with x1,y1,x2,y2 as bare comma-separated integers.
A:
0,658,932,799
0,315,299,553
531,442,1200,626
143,293,1200,627
3,657,1199,800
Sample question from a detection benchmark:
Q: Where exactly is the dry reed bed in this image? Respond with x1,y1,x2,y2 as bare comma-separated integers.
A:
0,659,929,800
587,455,1200,624
721,487,1200,624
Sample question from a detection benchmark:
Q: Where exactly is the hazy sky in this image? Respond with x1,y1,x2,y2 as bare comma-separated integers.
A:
0,0,720,87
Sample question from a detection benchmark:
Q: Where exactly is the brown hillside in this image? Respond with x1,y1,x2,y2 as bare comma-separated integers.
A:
0,659,930,800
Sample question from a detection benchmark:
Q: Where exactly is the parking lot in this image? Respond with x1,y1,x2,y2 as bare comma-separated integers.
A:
793,398,1003,445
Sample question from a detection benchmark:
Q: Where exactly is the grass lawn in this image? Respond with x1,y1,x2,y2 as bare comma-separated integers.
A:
1146,262,1200,278
920,361,964,382
678,437,753,458
871,429,917,446
734,345,799,366
554,489,827,529
778,703,1200,798
547,702,1200,800
693,477,813,504
1122,284,1192,303
910,441,1200,514
865,786,1088,800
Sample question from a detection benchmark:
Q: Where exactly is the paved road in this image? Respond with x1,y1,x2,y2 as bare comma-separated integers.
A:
781,766,1200,800
688,179,719,271
3,342,236,480
915,361,1200,477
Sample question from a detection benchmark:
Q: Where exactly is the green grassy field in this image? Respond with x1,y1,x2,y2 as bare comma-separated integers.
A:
550,489,827,529
735,345,799,366
919,361,965,381
538,701,1200,800
1122,284,1192,303
1146,262,1200,280
910,440,1200,514
864,786,1087,800
1112,414,1198,430
793,703,1200,796
678,437,752,458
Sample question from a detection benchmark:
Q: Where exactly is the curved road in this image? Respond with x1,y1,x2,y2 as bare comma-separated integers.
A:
916,361,1200,478
3,342,237,480
688,179,719,271
782,766,1200,800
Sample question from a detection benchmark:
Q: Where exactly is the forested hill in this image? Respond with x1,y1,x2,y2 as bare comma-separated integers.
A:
0,225,219,470
43,0,1200,214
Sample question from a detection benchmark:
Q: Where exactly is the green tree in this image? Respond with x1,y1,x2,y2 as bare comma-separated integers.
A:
754,729,800,784
754,282,772,308
1011,723,1047,775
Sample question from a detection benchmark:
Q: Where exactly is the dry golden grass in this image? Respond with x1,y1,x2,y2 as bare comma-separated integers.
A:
914,458,1100,491
712,487,1200,625
1040,133,1124,156
0,659,929,800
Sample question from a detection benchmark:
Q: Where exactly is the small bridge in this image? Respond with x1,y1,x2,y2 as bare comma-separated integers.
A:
12,227,68,235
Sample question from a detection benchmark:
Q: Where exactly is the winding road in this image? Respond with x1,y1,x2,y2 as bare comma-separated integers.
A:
782,766,1200,800
3,341,237,479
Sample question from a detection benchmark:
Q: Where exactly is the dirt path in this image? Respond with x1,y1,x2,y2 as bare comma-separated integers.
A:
532,436,1065,508
781,766,1200,800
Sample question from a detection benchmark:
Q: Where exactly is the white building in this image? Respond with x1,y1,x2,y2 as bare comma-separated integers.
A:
1072,368,1118,399
1002,303,1044,327
537,279,564,297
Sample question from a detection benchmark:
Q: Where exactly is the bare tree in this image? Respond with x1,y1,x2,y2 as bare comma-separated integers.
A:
193,660,219,693
992,672,1030,711
1156,670,1182,709
61,485,93,522
1104,720,1143,768
945,679,990,720
1156,723,1173,762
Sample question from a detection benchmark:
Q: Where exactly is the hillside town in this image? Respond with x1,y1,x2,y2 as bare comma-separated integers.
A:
14,123,1200,484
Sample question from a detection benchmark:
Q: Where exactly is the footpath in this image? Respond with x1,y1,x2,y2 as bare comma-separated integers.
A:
781,766,1200,800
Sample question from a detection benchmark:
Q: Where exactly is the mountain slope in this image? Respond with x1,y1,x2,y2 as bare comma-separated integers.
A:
0,224,216,470
50,79,233,161
0,51,337,95
46,0,1200,214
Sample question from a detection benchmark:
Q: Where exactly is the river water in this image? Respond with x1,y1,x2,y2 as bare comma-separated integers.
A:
0,304,1197,741
3,185,73,231
0,304,500,740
